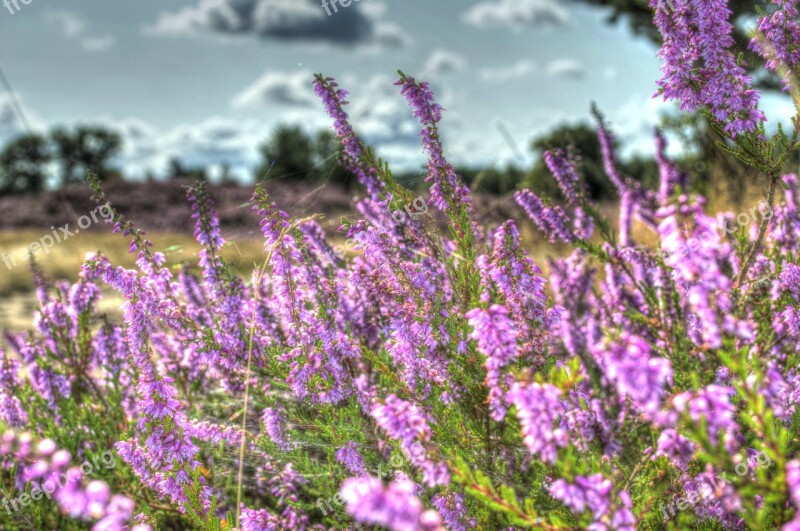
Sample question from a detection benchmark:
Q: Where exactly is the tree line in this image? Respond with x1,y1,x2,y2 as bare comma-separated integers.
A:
0,119,761,204
0,126,121,195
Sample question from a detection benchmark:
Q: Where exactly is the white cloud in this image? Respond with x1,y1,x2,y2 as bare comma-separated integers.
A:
760,92,796,134
479,60,537,82
231,70,317,109
422,49,467,79
462,0,569,30
102,100,423,180
58,69,422,181
44,9,117,52
546,58,585,80
101,115,272,181
346,74,420,146
46,10,86,39
606,94,676,158
81,36,117,52
146,0,409,49
103,71,429,179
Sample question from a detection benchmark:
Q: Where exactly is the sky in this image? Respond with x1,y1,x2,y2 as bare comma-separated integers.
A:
0,0,702,183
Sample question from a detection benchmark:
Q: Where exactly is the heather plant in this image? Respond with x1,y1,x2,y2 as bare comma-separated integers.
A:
3,1,800,530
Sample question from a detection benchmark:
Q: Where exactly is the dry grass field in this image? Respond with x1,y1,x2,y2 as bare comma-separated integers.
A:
0,231,268,330
0,189,767,332
0,231,269,295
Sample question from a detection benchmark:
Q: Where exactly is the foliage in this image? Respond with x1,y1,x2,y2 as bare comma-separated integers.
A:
522,122,660,200
51,126,122,184
0,134,51,195
0,125,122,196
256,125,354,188
168,157,209,182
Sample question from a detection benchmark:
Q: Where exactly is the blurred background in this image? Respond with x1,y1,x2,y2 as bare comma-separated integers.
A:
0,0,795,326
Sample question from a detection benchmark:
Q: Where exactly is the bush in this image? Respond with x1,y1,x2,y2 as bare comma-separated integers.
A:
2,3,800,530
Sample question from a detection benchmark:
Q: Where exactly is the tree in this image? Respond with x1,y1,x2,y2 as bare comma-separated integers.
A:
255,126,360,187
658,112,758,205
459,165,524,195
314,130,356,188
168,158,207,182
257,125,316,182
0,134,51,195
521,123,659,201
51,125,121,185
523,124,613,200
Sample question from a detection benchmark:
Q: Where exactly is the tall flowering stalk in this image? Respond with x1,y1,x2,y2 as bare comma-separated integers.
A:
83,256,207,514
393,75,472,216
650,0,765,136
751,0,800,89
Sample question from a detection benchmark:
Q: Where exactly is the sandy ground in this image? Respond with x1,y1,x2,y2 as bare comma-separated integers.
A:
0,293,38,331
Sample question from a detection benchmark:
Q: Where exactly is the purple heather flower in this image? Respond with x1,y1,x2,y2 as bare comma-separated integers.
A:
543,149,583,205
550,474,625,525
686,466,744,528
657,201,752,349
562,390,620,457
507,382,567,464
595,115,630,196
431,492,475,531
655,130,687,205
548,251,596,357
759,364,800,421
262,407,291,452
340,476,443,531
786,462,800,530
83,258,203,509
783,264,800,299
768,174,800,254
395,75,472,216
466,305,519,421
572,206,594,240
592,333,672,420
485,221,553,339
0,430,137,529
515,189,575,243
787,460,800,514
239,507,281,530
252,186,359,404
673,385,738,450
0,352,28,428
188,183,246,371
654,429,696,470
371,395,450,487
750,1,800,88
650,0,765,136
619,191,634,247
313,75,362,160
336,442,368,477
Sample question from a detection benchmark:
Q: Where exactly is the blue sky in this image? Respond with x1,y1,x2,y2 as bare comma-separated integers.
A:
0,0,690,182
